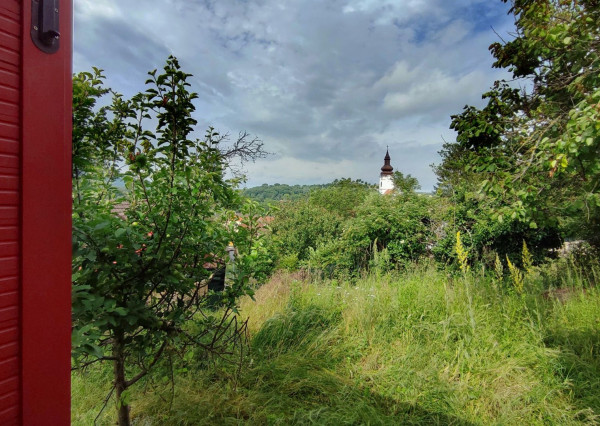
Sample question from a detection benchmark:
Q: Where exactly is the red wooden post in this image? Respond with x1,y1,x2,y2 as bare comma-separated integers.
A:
0,1,72,424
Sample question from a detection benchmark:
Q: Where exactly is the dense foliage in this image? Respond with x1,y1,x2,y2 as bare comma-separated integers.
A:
269,177,439,275
437,0,600,245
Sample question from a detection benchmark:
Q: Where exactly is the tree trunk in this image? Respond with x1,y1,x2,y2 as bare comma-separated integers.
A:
113,333,130,426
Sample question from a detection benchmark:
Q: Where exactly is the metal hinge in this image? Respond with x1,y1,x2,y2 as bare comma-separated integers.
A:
31,0,60,54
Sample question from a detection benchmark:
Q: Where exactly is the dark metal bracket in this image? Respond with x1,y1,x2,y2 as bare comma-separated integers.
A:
31,0,60,54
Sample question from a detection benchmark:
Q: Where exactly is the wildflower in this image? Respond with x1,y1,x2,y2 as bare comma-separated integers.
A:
455,231,469,272
494,253,503,280
506,256,524,294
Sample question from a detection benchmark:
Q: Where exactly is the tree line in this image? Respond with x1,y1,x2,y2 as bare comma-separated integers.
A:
242,179,374,205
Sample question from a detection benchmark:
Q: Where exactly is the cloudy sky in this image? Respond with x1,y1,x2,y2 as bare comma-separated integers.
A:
74,0,515,190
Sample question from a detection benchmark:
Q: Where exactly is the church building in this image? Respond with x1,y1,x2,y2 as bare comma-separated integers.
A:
379,148,395,195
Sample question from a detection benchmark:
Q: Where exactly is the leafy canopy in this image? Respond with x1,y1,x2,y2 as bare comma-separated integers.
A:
437,0,600,243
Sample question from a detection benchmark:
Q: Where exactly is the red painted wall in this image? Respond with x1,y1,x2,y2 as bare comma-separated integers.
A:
0,1,72,424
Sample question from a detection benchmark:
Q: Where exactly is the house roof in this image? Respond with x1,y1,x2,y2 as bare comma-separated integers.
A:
111,201,130,219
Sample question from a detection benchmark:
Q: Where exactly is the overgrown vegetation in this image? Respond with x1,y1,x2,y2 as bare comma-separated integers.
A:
72,0,600,423
437,0,600,242
74,260,600,425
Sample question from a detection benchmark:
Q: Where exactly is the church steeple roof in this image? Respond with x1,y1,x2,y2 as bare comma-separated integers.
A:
380,148,393,175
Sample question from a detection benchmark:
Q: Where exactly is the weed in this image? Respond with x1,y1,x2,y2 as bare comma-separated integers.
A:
507,255,524,294
455,231,470,273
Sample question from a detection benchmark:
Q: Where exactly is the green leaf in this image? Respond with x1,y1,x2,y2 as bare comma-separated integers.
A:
114,307,128,316
120,390,131,406
94,221,110,231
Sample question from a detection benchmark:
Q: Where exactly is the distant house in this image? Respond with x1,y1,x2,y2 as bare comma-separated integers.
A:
111,200,130,220
233,214,274,231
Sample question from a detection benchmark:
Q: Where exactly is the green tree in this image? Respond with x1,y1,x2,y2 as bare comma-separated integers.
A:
242,183,327,205
269,179,375,268
437,0,600,244
271,199,341,263
309,192,434,275
71,58,260,425
309,178,374,218
392,171,421,194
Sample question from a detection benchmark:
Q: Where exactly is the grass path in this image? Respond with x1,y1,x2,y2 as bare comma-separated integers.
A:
73,265,600,425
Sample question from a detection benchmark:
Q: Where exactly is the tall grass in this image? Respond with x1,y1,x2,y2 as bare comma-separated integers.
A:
72,261,600,425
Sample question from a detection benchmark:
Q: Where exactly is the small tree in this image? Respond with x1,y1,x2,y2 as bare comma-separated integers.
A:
392,171,421,195
72,57,261,425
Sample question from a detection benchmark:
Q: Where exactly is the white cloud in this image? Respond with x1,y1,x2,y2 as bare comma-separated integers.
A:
380,67,489,118
343,0,443,23
75,0,121,20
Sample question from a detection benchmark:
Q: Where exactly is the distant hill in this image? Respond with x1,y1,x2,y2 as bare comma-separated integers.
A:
241,183,328,204
242,179,377,205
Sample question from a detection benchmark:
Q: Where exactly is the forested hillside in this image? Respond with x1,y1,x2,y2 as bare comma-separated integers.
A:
242,183,327,203
242,179,374,204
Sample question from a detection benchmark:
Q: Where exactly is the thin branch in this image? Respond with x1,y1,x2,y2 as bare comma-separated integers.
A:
94,384,116,425
71,356,117,371
490,25,508,44
125,340,168,388
220,131,270,164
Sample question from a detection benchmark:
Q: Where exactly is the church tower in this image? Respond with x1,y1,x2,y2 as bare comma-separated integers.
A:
379,148,395,195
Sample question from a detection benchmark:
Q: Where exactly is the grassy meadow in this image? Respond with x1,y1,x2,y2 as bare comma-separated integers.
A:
72,260,600,425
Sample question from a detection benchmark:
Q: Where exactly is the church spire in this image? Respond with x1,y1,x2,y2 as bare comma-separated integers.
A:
380,147,393,175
